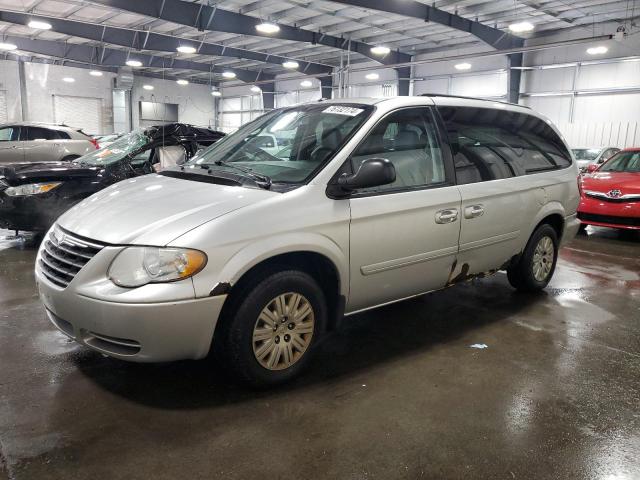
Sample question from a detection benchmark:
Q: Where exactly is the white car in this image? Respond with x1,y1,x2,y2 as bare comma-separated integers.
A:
35,96,580,386
572,147,620,173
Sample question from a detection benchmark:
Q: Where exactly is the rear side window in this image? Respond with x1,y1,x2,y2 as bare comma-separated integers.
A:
25,127,58,140
438,106,572,185
55,130,71,139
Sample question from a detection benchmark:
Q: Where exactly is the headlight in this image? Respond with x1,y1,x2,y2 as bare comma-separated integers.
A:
108,247,207,288
5,182,62,196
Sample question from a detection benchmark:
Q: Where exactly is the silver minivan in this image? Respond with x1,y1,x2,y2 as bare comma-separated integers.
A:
35,96,580,386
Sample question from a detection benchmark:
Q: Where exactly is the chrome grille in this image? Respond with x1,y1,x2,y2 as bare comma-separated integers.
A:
39,226,105,288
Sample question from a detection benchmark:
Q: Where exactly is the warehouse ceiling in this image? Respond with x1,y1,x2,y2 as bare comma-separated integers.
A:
0,0,637,83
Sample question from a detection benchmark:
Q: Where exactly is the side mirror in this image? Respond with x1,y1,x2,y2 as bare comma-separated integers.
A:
332,158,396,196
586,163,599,173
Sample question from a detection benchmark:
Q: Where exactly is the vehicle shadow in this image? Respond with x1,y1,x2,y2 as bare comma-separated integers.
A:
73,276,549,409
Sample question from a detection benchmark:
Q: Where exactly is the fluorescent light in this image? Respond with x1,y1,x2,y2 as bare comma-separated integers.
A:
282,60,300,69
251,86,262,93
300,80,313,87
455,62,472,70
143,84,154,90
222,71,236,79
365,72,380,80
126,59,142,67
211,90,222,97
256,22,280,34
62,77,75,83
177,45,197,54
28,20,52,30
177,79,189,85
371,46,391,56
509,21,534,33
587,46,608,55
0,43,17,51
89,70,103,76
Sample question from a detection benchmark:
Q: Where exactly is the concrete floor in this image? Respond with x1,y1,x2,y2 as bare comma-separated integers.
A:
0,228,639,480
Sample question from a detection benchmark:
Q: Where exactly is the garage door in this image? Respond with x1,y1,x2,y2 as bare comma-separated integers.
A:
0,91,7,123
53,95,103,135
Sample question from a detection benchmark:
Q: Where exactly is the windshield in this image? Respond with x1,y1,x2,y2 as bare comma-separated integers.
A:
189,104,373,183
572,149,602,161
599,151,640,173
74,130,149,166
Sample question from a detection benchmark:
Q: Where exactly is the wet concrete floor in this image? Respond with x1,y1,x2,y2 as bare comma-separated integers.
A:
0,228,639,479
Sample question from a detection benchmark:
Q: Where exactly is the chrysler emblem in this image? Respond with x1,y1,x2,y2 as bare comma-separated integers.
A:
607,189,622,198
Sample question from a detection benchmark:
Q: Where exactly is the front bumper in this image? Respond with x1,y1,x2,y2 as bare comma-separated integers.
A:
35,233,227,362
577,196,640,230
0,192,69,232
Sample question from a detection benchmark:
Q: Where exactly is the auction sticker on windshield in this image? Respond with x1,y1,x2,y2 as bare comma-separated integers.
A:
323,106,364,116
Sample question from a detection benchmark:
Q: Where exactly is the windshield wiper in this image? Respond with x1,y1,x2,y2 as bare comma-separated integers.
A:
207,160,273,189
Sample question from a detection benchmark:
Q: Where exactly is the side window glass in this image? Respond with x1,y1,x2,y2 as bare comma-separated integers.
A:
26,127,55,141
350,108,446,193
439,106,572,185
0,127,18,142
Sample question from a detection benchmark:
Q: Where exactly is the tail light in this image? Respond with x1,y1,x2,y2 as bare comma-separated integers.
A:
90,138,100,150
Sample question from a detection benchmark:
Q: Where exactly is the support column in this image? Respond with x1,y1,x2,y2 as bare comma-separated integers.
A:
262,82,276,110
395,66,411,96
18,61,28,121
507,54,524,104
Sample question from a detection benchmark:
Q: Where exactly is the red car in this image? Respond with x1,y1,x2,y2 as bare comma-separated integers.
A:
577,148,640,230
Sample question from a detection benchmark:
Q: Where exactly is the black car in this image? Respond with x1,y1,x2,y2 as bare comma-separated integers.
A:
0,123,224,232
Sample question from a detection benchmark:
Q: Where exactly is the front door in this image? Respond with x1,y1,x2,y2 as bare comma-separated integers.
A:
0,126,23,164
347,107,461,313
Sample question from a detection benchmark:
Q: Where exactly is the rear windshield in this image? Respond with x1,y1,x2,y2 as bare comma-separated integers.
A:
572,149,602,161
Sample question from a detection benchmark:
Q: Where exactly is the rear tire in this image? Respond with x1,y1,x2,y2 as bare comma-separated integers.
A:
507,224,559,292
216,268,327,388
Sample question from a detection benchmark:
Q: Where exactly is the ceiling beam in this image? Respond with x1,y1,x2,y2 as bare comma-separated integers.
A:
0,10,333,76
327,0,525,50
84,0,412,64
1,34,274,83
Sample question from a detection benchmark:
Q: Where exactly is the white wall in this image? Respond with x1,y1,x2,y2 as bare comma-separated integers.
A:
131,77,216,129
0,60,22,122
23,63,116,134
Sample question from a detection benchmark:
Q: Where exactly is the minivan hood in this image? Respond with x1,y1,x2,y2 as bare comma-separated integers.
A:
0,162,100,185
57,173,278,245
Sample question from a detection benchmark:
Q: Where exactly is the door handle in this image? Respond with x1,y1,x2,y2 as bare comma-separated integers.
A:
464,205,485,219
435,209,459,224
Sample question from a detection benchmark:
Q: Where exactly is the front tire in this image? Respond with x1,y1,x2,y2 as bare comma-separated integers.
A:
507,224,559,292
217,268,327,387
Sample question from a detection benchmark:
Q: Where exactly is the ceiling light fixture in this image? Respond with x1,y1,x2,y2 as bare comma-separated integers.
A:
28,20,52,30
62,77,75,83
143,84,154,90
365,72,380,80
455,62,472,70
89,70,103,76
587,46,608,55
256,22,280,34
126,59,142,67
222,71,236,79
177,79,189,85
211,90,222,97
282,60,300,69
251,86,262,93
370,46,391,56
508,21,534,33
0,42,17,51
300,80,313,87
177,45,197,54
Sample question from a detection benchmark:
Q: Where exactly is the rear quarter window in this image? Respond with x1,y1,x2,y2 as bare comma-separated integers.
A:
438,106,572,185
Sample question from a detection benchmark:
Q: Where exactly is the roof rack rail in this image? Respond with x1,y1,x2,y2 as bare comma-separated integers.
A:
419,93,530,109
